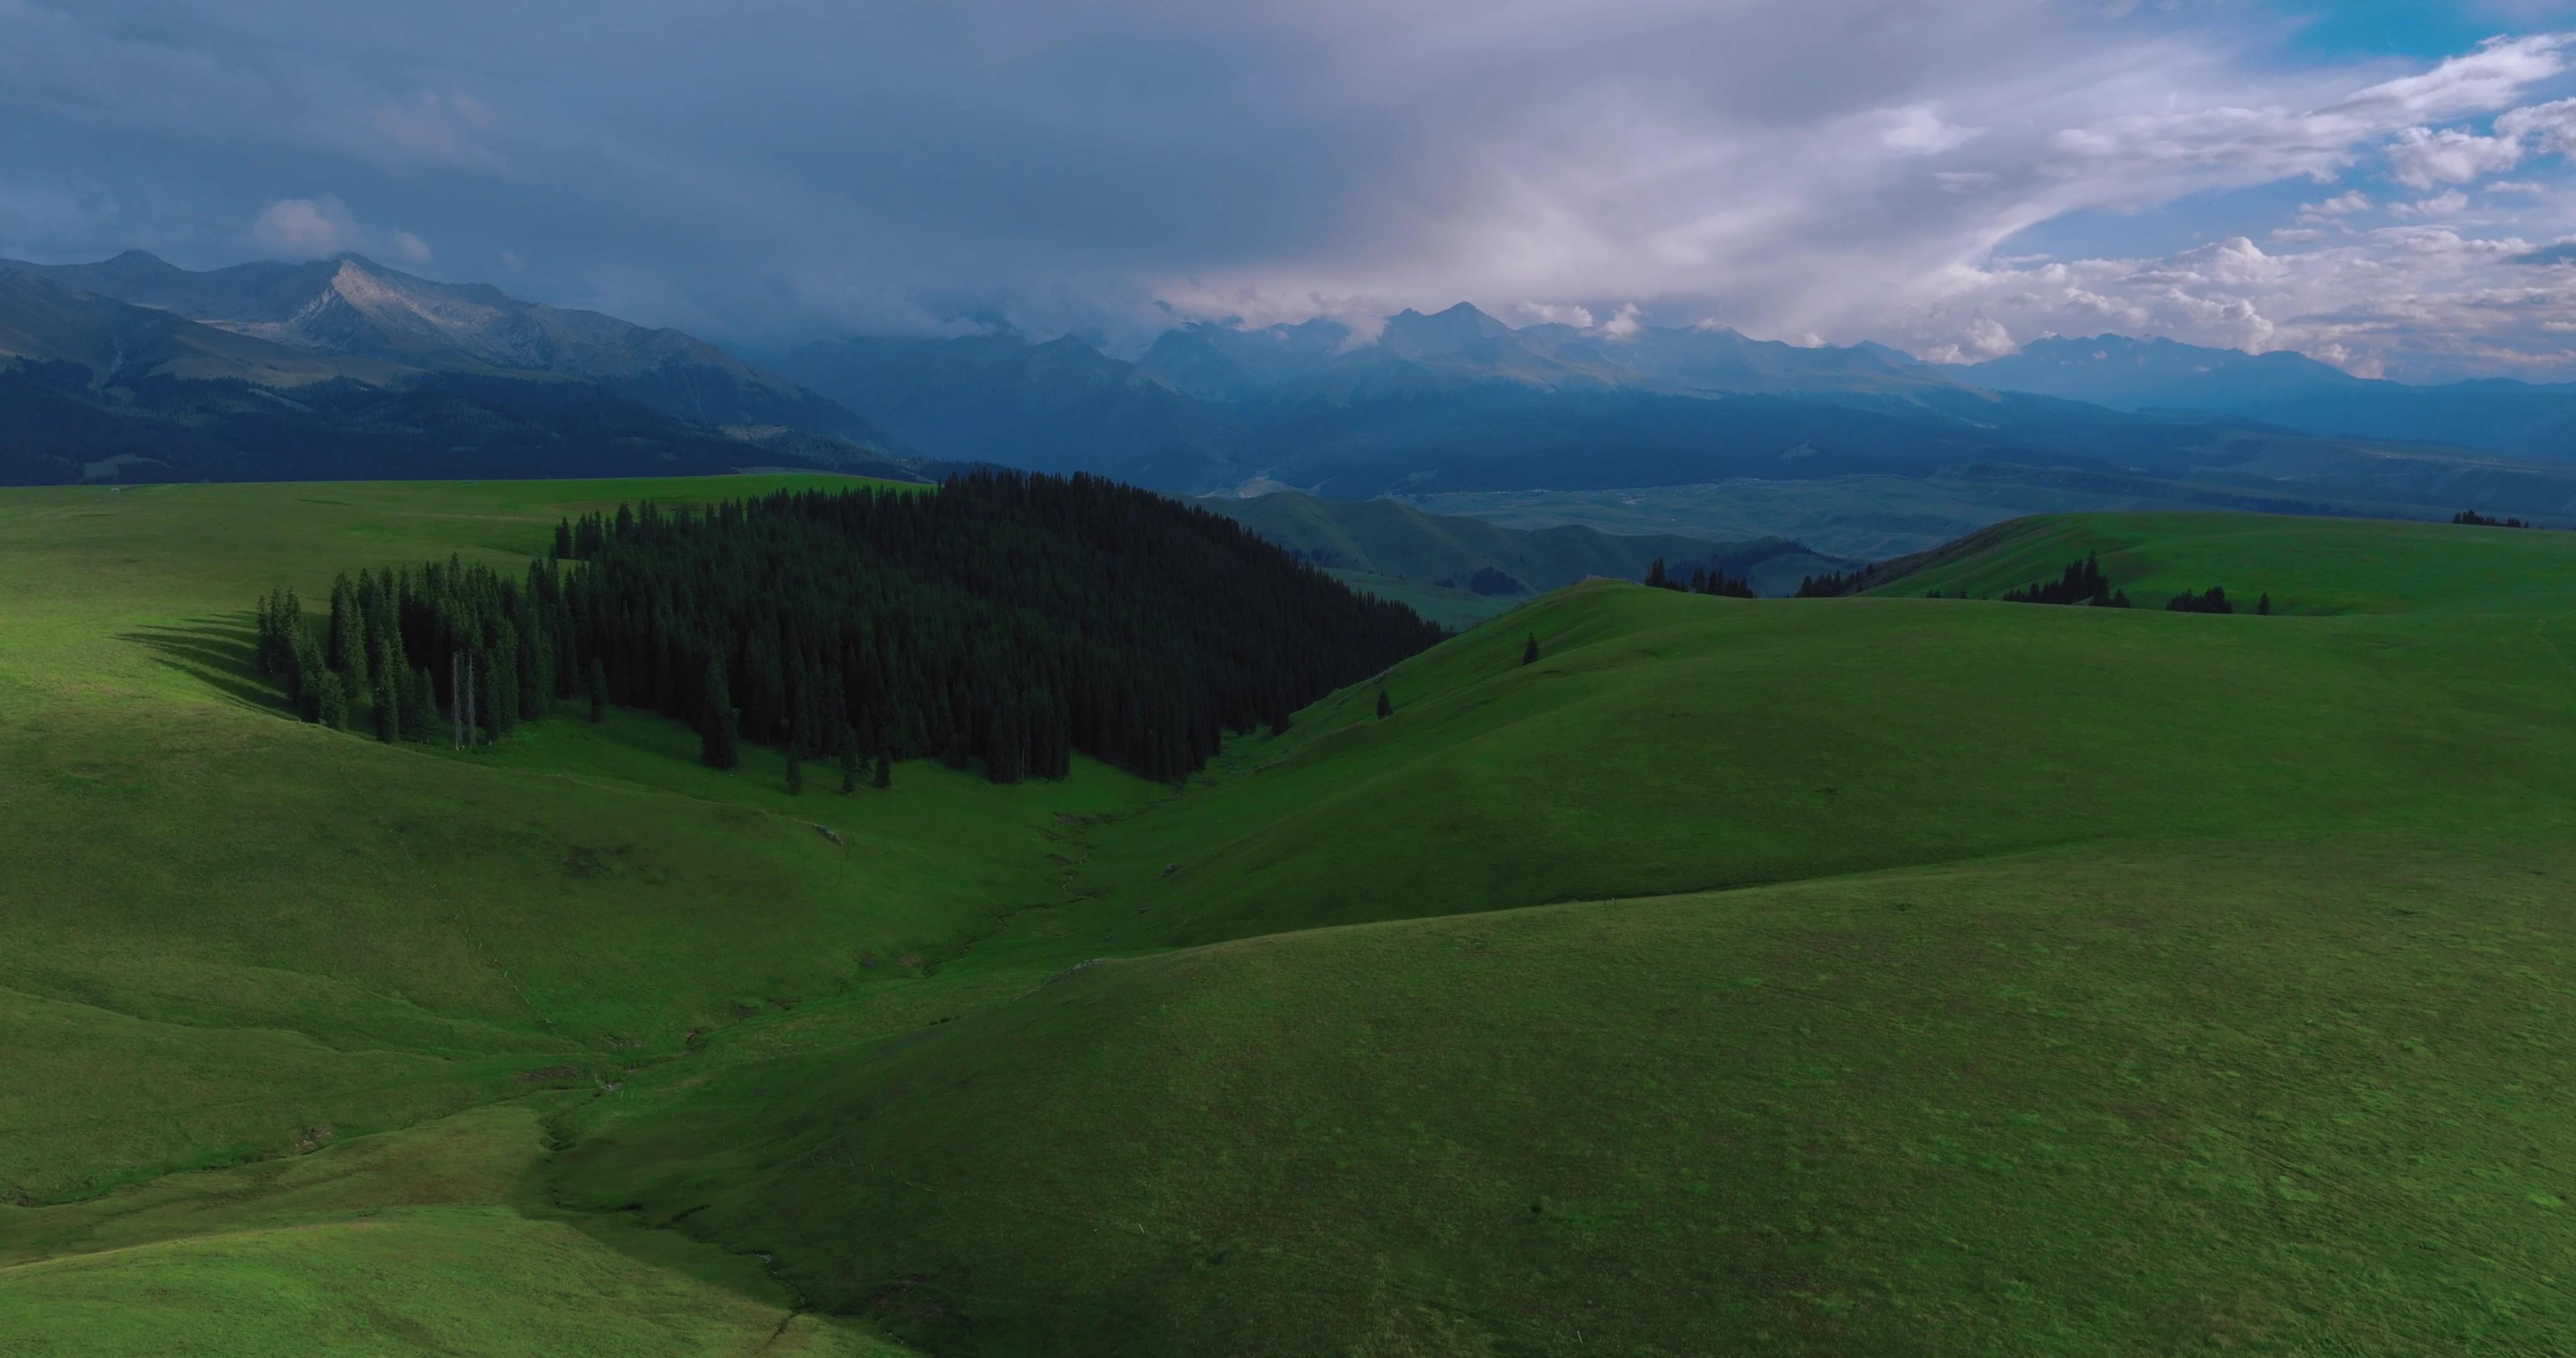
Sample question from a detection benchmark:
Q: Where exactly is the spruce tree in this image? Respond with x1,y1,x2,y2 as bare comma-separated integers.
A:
2257,592,2273,616
786,739,804,795
403,666,438,742
699,660,740,770
586,658,609,724
838,725,860,793
1522,633,1539,666
370,634,399,743
1376,689,1393,719
316,672,351,731
872,750,892,790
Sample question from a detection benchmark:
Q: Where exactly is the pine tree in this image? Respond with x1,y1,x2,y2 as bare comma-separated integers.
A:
402,666,438,742
370,634,399,743
699,660,740,770
1522,633,1539,666
838,725,860,793
872,750,892,790
2257,592,2273,616
586,658,609,724
1645,558,1669,589
326,575,368,678
1376,689,1393,719
786,739,804,795
315,672,352,731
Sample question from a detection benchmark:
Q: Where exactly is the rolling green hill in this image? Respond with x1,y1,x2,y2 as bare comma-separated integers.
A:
6,487,2575,1355
1860,511,2576,614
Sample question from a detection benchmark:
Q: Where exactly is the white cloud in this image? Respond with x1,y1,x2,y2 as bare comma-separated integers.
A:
2271,227,2326,243
2303,190,2374,215
2387,126,2525,189
2392,190,2474,218
1599,302,1643,341
2497,96,2576,155
250,196,432,264
1513,301,1596,327
250,196,360,257
1878,104,1981,155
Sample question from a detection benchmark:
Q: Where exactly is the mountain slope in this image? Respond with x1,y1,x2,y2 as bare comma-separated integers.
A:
770,331,1243,484
0,251,886,444
0,258,918,485
1201,487,1855,596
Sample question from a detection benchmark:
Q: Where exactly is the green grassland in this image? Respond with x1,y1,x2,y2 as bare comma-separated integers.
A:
5,487,2575,1355
1863,510,2576,614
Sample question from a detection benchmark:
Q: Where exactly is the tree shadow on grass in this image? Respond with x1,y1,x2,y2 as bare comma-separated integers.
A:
118,615,291,715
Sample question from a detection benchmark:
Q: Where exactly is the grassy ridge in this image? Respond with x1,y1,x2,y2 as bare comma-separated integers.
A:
1061,581,2575,947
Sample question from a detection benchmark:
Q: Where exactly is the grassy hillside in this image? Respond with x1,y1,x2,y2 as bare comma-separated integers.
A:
1861,511,2576,614
7,489,2576,1356
556,521,2576,1354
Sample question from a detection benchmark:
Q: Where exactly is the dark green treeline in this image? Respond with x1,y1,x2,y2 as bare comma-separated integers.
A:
254,471,1445,783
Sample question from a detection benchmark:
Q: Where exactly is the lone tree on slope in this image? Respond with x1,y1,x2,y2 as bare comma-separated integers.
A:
1523,633,1540,666
1376,689,1394,719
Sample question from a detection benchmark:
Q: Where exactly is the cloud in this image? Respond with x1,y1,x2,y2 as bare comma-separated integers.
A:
2386,126,2525,189
2392,190,2473,218
3,3,2576,375
2498,96,2576,153
251,196,360,257
1513,301,1596,327
250,196,431,263
1878,105,1981,155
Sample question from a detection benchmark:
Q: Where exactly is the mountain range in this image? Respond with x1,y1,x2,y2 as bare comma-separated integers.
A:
772,305,2576,526
0,252,909,484
5,251,2575,534
1966,335,2576,458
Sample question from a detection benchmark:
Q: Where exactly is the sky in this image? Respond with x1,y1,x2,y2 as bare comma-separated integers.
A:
8,1,2576,380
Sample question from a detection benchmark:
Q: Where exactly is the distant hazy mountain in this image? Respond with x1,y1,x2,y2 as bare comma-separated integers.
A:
1133,304,1958,404
767,309,2576,529
1968,334,2576,456
0,250,884,444
1201,488,1859,597
0,257,916,485
767,331,1241,485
